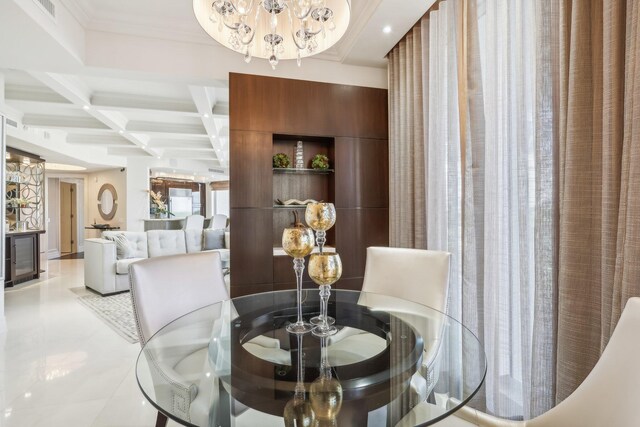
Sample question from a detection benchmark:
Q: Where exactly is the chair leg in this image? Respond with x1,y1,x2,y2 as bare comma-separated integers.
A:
155,411,168,427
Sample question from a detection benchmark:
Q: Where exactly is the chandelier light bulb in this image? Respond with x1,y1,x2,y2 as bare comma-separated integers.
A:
194,0,350,68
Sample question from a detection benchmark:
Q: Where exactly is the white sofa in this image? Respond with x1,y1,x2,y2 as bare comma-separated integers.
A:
84,229,230,295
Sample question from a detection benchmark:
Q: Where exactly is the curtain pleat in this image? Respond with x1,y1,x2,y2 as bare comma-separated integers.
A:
389,26,426,249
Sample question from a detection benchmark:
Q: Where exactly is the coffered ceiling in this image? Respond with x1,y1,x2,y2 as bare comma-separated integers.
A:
0,0,433,173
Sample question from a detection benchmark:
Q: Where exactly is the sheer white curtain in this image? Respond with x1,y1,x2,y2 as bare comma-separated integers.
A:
389,0,558,419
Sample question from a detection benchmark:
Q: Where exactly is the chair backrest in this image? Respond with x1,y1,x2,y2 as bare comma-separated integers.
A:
362,247,451,313
529,297,640,427
210,214,228,230
184,214,205,230
129,251,228,346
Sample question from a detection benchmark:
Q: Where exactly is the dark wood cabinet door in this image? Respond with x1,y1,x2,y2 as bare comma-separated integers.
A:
335,208,389,280
230,208,273,287
334,137,389,209
230,130,273,208
230,73,388,139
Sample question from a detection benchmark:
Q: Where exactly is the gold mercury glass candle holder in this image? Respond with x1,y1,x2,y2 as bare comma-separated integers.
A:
308,253,342,337
305,202,337,327
282,212,316,335
283,333,315,426
310,337,343,427
305,202,336,254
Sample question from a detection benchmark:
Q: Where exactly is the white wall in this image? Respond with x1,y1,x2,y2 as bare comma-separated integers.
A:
125,159,151,232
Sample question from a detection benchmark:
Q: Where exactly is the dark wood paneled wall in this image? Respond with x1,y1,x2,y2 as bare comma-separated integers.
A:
230,73,389,297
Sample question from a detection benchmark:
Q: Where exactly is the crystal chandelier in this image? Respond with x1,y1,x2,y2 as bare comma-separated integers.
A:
193,0,351,69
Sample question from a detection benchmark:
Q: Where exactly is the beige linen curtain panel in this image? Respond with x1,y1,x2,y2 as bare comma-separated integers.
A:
557,0,640,402
389,0,640,419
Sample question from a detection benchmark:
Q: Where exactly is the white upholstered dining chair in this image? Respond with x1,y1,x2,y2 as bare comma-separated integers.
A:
183,214,205,230
430,296,640,427
130,251,284,427
329,247,452,407
209,214,228,230
130,251,228,427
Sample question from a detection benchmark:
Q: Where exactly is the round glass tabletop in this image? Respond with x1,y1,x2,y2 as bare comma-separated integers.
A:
136,290,486,427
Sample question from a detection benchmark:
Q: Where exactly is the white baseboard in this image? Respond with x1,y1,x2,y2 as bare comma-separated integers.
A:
48,249,61,260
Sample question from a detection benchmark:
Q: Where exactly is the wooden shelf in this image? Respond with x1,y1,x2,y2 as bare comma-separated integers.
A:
273,246,336,257
273,205,309,209
273,168,334,174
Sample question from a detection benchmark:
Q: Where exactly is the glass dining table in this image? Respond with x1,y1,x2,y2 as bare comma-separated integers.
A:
136,289,486,427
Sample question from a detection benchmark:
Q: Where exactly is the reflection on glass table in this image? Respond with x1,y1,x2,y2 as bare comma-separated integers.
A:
136,290,486,427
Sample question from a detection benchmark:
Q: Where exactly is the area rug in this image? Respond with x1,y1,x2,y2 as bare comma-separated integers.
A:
72,288,139,343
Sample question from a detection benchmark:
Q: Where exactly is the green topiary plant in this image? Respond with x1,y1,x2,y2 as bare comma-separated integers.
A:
311,154,330,170
273,153,291,168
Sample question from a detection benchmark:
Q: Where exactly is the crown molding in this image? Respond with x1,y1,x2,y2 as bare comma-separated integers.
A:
59,0,91,27
332,0,383,62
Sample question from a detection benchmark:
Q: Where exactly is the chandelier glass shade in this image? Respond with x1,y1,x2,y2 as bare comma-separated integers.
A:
193,0,351,68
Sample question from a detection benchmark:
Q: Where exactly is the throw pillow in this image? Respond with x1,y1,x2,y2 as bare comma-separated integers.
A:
105,233,134,259
204,229,225,250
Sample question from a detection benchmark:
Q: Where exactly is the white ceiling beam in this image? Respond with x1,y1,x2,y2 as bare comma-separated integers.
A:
91,92,201,116
107,146,153,157
28,71,159,158
66,134,134,146
5,85,72,105
161,150,219,160
126,120,207,136
22,114,110,131
188,86,226,165
148,138,214,150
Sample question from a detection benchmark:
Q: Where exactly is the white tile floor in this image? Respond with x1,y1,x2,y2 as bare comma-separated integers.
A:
0,258,181,427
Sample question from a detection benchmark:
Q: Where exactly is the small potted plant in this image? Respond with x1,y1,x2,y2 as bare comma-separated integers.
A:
273,153,291,168
311,154,330,170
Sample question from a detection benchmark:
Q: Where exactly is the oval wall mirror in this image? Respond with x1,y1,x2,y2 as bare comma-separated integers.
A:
97,183,118,220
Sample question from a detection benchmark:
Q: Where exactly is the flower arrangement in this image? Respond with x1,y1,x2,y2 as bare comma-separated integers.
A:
148,190,173,217
311,154,330,170
273,153,291,168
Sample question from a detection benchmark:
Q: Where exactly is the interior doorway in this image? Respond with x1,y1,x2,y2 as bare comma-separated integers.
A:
60,182,78,254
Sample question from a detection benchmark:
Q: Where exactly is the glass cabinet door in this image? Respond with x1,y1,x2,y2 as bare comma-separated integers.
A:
13,234,35,277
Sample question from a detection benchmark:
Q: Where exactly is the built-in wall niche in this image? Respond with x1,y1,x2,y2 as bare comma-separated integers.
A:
272,134,336,250
5,148,45,232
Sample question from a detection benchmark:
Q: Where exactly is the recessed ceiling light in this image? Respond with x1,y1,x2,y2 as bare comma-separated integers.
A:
82,105,90,110
45,162,87,171
383,26,392,34
203,113,210,118
118,130,124,134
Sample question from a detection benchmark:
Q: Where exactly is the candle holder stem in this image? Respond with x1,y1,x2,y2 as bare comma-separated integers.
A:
312,284,337,337
287,258,313,334
316,230,326,254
